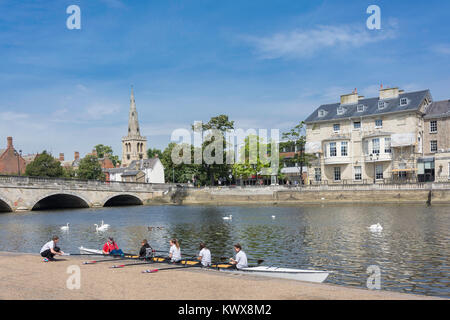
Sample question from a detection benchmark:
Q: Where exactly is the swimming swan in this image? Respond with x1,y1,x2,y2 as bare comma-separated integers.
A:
369,223,383,232
60,223,69,231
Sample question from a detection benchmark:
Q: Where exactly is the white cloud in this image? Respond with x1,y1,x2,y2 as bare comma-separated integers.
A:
242,24,396,59
0,111,30,121
432,44,450,55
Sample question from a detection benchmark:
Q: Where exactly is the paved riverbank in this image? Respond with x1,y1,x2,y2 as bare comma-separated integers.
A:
0,252,443,300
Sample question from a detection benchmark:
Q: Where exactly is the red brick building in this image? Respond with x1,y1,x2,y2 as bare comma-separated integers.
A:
0,137,27,175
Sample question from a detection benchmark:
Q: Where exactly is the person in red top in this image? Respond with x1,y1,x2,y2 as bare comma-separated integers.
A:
102,237,123,256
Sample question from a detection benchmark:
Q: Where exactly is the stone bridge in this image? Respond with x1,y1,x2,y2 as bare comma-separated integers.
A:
0,176,177,212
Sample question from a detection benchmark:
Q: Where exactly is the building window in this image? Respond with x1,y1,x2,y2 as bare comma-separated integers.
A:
334,167,341,181
385,138,391,154
357,104,365,112
430,121,438,133
431,140,438,153
375,119,383,128
372,138,380,154
376,165,384,180
341,142,348,157
400,98,408,106
314,168,321,182
330,142,337,157
354,122,361,129
333,124,340,132
354,166,362,181
337,106,346,115
378,101,386,109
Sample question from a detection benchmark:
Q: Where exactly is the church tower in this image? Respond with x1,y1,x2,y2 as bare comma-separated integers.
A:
121,87,147,167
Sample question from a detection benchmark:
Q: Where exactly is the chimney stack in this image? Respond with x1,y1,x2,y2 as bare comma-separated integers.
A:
7,137,13,148
59,153,65,161
74,151,80,161
92,149,98,156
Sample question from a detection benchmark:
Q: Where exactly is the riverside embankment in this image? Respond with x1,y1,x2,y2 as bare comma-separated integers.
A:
163,183,450,206
0,252,444,300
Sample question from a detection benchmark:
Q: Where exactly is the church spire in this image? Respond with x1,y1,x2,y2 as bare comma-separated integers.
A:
128,85,140,137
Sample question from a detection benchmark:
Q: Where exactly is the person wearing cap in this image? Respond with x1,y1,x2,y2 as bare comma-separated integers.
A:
229,243,248,269
197,242,211,267
102,237,123,256
40,236,64,261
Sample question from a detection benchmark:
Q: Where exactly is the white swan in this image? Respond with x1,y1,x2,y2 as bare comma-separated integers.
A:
95,221,109,232
60,223,69,231
223,215,232,220
271,215,276,219
369,223,383,232
101,220,110,229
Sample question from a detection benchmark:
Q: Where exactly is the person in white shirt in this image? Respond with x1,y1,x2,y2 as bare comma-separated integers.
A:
229,243,248,269
197,242,211,267
40,236,64,261
168,238,181,263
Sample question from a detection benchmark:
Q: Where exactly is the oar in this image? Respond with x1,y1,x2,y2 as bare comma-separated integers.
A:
110,257,198,269
83,256,145,265
220,256,264,265
142,263,202,273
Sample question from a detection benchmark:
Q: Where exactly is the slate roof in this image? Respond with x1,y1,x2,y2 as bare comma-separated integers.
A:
304,90,432,123
424,100,450,119
129,158,159,170
121,170,141,177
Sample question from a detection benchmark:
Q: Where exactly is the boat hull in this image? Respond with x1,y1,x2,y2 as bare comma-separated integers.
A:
79,246,103,255
220,266,330,283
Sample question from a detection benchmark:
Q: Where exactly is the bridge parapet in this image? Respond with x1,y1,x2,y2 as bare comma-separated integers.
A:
0,175,181,192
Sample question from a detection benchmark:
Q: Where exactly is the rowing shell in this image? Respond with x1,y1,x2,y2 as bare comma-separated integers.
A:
79,246,103,255
218,266,330,283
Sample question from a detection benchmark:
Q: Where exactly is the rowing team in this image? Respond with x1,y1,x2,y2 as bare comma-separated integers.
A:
39,236,249,269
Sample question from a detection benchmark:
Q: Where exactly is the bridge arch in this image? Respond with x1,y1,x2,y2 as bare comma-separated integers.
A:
103,194,144,207
0,196,13,213
32,192,91,211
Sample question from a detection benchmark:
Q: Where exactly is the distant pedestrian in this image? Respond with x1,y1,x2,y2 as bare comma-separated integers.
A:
40,236,64,261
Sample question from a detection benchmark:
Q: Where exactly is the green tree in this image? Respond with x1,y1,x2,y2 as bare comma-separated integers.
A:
192,115,235,186
160,142,202,184
147,148,162,159
281,121,316,184
25,151,64,178
94,144,120,167
77,155,105,180
232,135,272,184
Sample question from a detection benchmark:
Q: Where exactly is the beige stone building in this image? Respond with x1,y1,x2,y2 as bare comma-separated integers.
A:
304,87,434,184
422,100,450,182
121,87,148,167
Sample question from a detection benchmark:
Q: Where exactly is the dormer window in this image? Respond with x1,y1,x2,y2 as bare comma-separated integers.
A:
337,106,346,115
318,109,327,118
400,98,408,106
357,104,365,112
378,101,386,109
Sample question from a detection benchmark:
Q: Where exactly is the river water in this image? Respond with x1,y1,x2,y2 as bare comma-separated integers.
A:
0,204,448,298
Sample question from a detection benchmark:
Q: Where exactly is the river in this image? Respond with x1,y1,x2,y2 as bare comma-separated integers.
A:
0,204,448,298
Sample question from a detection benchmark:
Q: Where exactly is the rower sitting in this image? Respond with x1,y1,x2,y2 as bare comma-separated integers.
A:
102,237,124,256
229,243,248,269
139,239,153,259
197,242,211,267
40,236,64,261
169,238,181,263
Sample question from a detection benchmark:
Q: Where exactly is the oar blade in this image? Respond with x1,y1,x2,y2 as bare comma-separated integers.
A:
142,269,158,273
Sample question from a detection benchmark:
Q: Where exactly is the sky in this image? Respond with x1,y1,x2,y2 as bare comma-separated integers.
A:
0,0,449,160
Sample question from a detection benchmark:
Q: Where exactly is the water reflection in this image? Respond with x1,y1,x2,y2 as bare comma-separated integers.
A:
0,204,448,298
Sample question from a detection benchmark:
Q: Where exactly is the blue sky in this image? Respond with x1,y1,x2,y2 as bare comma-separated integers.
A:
0,0,449,160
